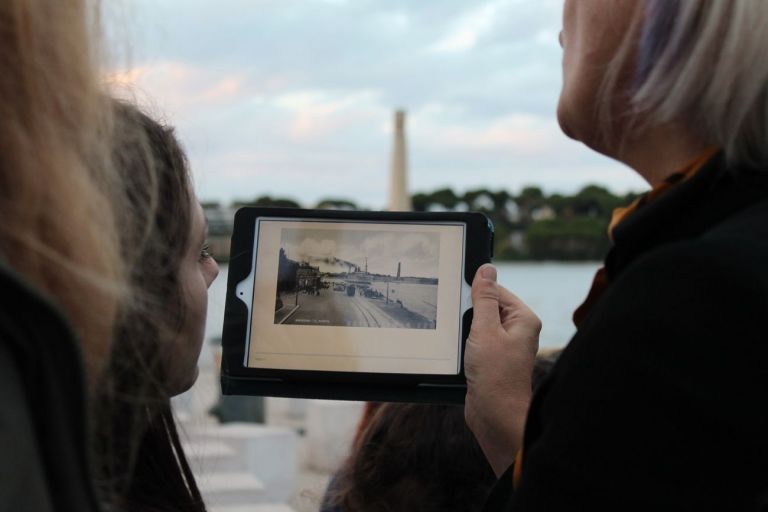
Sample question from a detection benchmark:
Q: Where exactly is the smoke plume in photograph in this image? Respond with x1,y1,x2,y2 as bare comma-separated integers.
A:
274,227,440,329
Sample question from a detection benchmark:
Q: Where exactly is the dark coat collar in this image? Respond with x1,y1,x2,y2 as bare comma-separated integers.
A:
606,153,768,280
0,261,101,511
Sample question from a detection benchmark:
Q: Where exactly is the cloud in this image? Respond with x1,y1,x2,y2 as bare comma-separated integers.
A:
429,1,502,53
412,111,560,154
274,89,384,141
106,0,650,208
107,61,252,117
296,237,338,260
281,228,440,277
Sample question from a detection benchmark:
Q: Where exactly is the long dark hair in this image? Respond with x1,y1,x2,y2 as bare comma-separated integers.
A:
92,102,206,511
330,403,497,512
327,354,561,512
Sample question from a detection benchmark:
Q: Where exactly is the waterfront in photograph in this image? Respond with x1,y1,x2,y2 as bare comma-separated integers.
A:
273,228,440,329
274,280,439,329
205,261,601,348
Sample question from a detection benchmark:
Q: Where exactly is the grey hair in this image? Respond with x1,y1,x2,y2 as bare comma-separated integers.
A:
633,0,768,168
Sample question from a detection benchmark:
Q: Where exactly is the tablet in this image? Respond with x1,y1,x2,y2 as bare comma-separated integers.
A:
220,208,493,404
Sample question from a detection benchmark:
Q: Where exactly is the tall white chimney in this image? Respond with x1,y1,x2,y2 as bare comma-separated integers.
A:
387,110,412,211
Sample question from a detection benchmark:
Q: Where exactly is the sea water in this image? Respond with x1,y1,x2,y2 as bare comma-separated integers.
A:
205,262,600,349
368,280,438,323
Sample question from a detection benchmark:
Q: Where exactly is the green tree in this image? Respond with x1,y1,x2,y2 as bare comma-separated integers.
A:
526,217,610,260
315,198,358,210
572,184,622,217
412,187,459,211
233,195,301,209
517,186,545,221
431,188,459,210
412,192,430,212
463,188,497,212
546,193,572,218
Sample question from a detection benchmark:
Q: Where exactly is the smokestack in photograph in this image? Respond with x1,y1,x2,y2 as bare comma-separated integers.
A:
397,262,401,279
387,110,412,211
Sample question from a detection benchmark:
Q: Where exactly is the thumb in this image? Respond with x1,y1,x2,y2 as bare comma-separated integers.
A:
470,264,501,335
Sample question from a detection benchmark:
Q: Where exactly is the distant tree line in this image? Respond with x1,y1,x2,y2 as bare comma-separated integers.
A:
204,185,642,261
412,185,640,260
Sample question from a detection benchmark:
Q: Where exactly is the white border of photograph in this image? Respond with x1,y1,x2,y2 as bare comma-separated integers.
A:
240,219,466,375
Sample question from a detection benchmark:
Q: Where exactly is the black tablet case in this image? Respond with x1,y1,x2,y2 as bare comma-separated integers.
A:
220,208,493,404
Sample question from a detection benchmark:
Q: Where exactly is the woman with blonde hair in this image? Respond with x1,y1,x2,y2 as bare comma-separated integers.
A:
0,1,125,510
465,1,768,509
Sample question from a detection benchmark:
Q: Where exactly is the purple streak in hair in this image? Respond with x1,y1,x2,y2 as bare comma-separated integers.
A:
636,0,681,87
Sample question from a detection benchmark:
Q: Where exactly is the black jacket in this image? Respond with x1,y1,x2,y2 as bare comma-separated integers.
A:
485,154,768,511
0,262,101,511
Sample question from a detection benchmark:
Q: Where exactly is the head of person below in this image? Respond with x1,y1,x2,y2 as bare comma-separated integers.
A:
322,404,497,512
92,102,219,511
465,1,768,509
320,355,558,512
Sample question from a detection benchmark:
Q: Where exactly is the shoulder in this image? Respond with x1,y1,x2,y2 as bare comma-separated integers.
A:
557,226,768,410
611,204,768,308
0,265,61,511
513,201,768,507
580,233,768,355
639,191,768,274
0,344,54,511
517,228,768,506
0,263,98,512
550,215,768,405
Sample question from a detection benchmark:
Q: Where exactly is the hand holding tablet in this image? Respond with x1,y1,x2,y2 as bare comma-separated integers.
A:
220,208,493,403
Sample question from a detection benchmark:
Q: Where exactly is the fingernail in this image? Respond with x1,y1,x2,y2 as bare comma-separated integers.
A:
481,264,497,281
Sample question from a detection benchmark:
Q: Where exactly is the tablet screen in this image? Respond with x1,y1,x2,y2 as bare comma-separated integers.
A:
243,218,466,375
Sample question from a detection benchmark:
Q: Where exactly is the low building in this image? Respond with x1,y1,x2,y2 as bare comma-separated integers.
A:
297,264,320,290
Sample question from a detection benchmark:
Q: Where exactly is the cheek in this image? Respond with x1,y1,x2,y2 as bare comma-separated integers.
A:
184,275,209,350
558,4,588,140
557,59,599,141
167,269,210,395
557,2,624,145
557,46,592,142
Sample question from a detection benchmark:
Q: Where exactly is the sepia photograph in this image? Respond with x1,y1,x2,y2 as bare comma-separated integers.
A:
273,227,440,329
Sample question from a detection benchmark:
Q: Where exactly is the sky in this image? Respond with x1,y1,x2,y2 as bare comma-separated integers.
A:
281,228,440,279
105,0,648,209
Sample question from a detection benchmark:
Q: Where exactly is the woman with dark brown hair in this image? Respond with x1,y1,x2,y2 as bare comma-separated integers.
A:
93,103,219,511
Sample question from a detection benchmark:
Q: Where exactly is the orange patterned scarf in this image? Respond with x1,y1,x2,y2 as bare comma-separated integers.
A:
571,148,718,328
